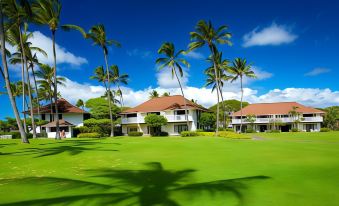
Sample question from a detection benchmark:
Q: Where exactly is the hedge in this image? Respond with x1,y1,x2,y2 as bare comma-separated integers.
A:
320,128,330,132
77,132,101,138
180,131,250,139
128,131,143,136
180,131,198,137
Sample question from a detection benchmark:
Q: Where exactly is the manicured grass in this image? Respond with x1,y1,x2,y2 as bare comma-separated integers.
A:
0,132,339,205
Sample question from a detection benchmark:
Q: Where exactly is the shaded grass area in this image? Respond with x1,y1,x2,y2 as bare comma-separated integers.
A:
0,132,339,205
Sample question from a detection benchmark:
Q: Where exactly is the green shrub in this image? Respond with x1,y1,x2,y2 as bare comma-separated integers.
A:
218,131,251,139
159,131,169,136
290,128,299,132
225,128,234,132
320,128,330,132
36,132,48,138
195,129,204,132
245,128,256,133
77,126,91,133
196,131,215,136
128,131,143,136
266,130,281,133
77,132,101,138
181,131,198,137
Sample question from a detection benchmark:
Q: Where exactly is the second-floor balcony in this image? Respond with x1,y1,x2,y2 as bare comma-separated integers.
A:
121,114,193,124
231,116,323,124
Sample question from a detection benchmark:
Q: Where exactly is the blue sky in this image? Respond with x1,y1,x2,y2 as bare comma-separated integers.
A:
1,0,339,118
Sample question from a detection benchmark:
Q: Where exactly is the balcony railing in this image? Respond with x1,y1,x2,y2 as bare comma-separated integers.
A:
121,114,193,124
231,116,323,124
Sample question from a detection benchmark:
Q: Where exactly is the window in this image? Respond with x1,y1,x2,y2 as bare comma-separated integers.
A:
175,110,188,115
174,124,188,133
50,126,69,132
147,112,160,115
128,127,138,132
127,113,137,118
50,114,53,122
303,114,314,117
41,114,45,120
58,114,63,120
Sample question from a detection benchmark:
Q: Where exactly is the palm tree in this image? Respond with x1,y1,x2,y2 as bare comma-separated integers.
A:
32,0,62,139
288,106,300,130
228,58,256,133
109,65,128,107
149,90,159,99
156,42,190,128
205,50,231,128
35,64,65,120
76,99,84,110
188,20,232,134
0,5,28,143
64,24,120,137
162,92,170,97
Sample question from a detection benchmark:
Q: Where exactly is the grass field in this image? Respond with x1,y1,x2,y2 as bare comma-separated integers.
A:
1,132,339,205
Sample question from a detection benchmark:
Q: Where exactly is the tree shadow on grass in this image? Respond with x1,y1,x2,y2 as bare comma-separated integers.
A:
3,140,119,158
0,162,270,206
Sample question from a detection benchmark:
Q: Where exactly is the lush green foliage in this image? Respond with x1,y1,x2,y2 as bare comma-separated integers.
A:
85,97,120,119
322,106,339,130
246,128,256,133
77,133,101,138
180,131,198,137
208,99,249,113
320,128,330,132
144,114,168,127
290,128,299,132
199,112,216,130
128,131,143,136
266,130,281,133
0,132,33,139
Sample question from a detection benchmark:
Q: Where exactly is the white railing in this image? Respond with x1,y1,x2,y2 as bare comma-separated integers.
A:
121,114,193,124
231,116,323,124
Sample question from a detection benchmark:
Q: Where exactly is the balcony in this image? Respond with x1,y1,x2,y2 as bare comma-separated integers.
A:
121,114,193,124
231,116,323,124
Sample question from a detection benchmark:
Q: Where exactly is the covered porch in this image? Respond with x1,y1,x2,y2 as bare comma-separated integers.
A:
41,119,75,138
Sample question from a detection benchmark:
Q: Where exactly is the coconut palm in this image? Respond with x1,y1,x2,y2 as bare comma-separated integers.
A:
0,5,28,143
109,65,128,107
32,0,62,139
63,24,120,137
228,58,256,133
156,42,190,127
205,50,231,128
149,90,159,99
188,20,232,134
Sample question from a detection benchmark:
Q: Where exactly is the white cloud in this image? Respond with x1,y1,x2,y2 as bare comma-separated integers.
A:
305,68,331,76
59,78,339,109
7,31,88,66
156,67,189,89
183,51,205,59
126,49,152,59
243,23,298,47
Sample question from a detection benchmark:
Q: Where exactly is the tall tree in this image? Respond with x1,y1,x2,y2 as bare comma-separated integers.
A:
228,58,256,133
189,20,232,134
63,24,121,137
109,65,128,107
156,42,190,127
76,99,84,110
0,5,28,143
149,90,159,99
205,49,231,128
32,0,62,139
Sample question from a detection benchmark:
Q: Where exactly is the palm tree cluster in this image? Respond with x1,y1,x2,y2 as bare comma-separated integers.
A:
156,20,256,134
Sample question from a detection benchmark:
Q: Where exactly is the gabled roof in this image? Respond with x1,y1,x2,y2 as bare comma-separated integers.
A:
121,95,208,114
232,102,325,116
41,119,74,127
24,98,87,114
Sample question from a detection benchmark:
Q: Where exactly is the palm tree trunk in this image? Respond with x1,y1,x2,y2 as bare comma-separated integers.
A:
52,31,60,140
19,28,37,138
20,47,27,133
208,44,220,135
239,75,243,133
31,64,40,115
173,67,189,129
218,84,227,129
0,8,28,143
103,51,114,137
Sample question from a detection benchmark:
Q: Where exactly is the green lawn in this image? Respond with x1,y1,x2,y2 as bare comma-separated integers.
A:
1,132,339,205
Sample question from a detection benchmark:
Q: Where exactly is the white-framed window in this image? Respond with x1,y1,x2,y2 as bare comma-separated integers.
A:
174,124,188,133
128,127,138,132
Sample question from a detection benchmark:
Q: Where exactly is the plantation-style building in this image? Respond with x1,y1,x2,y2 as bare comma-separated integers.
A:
26,98,89,138
231,102,325,132
120,95,209,135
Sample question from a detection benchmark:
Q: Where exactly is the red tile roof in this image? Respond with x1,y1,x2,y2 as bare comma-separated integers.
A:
25,98,87,114
121,95,208,114
41,119,74,127
232,102,325,116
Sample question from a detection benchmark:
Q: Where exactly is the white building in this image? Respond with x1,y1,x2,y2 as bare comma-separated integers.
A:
231,102,325,132
120,95,209,135
27,98,89,138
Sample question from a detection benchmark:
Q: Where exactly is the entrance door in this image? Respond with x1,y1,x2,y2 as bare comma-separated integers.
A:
259,125,267,132
305,124,314,132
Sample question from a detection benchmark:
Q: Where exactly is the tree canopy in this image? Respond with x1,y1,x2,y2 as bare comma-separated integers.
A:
209,99,249,114
85,97,120,119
